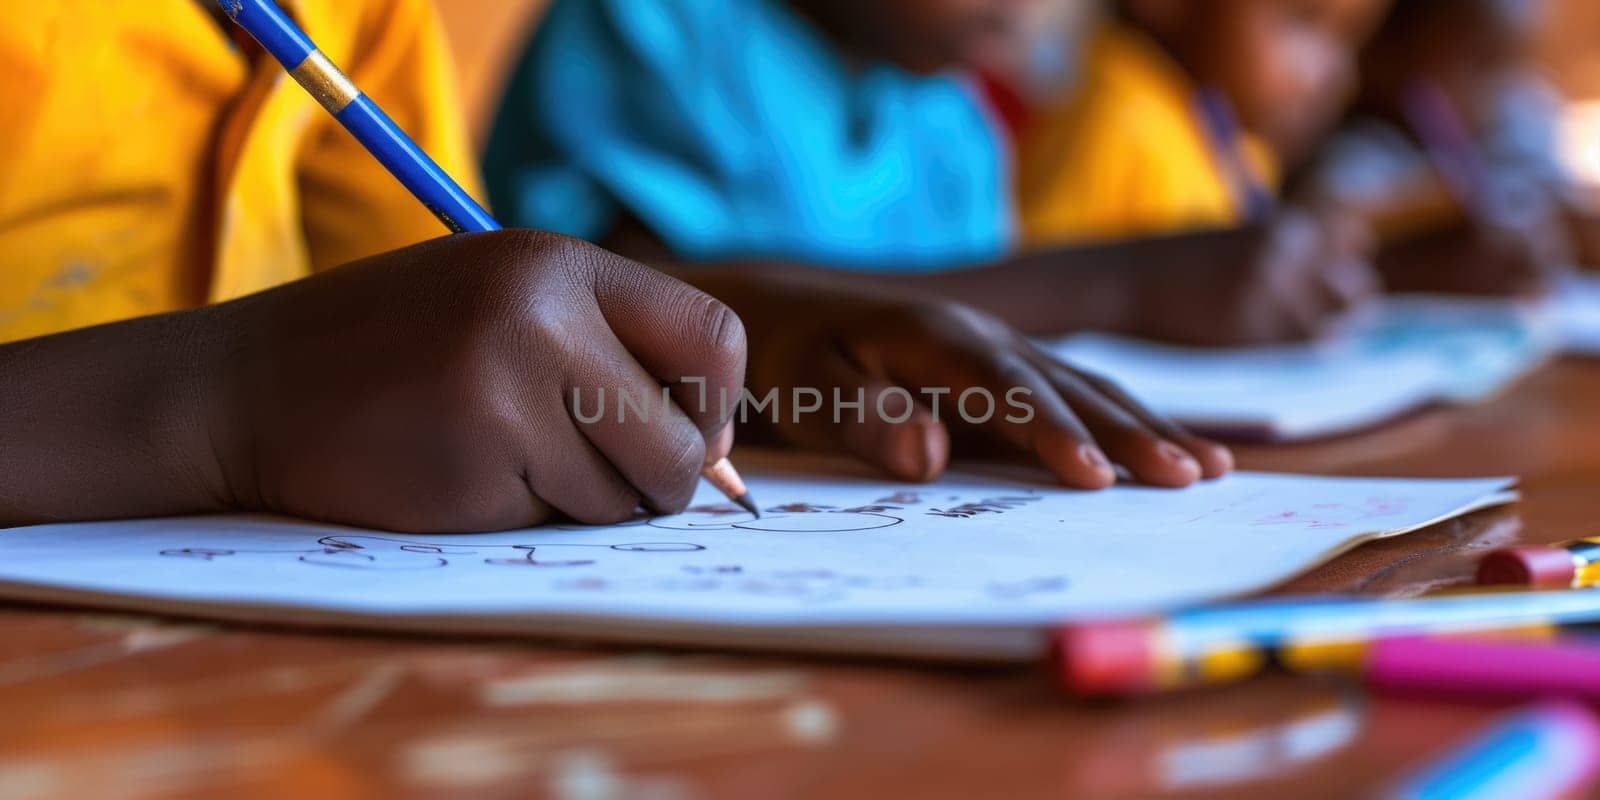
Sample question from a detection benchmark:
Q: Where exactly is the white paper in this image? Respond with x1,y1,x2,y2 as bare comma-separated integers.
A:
0,455,1514,660
1555,273,1600,355
1041,298,1553,440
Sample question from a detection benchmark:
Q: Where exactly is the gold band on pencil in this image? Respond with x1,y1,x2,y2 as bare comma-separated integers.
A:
288,51,360,115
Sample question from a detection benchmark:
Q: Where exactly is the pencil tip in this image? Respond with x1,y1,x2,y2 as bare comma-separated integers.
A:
736,494,761,518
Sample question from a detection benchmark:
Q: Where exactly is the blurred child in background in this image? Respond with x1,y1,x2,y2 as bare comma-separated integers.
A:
1016,0,1389,245
485,0,1377,350
1303,0,1583,294
488,0,1022,272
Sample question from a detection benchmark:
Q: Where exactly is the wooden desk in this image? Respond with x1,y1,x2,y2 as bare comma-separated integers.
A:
2,359,1598,799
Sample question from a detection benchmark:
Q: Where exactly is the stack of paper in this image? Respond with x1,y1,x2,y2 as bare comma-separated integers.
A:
1041,297,1556,440
0,455,1515,661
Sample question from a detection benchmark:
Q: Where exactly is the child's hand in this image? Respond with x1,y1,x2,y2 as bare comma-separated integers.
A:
1561,202,1600,271
1120,211,1379,347
214,231,747,532
1378,222,1563,296
701,273,1232,488
1379,184,1573,296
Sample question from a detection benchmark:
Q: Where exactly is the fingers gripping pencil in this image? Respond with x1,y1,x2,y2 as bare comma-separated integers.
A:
217,0,758,515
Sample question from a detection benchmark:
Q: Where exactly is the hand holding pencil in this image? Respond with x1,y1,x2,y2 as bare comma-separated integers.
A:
205,230,749,532
216,0,758,518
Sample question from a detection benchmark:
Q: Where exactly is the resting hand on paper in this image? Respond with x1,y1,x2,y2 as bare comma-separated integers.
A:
0,231,746,532
694,271,1232,488
1112,210,1380,347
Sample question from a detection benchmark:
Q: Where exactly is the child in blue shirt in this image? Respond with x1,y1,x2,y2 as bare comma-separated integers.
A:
487,0,1012,272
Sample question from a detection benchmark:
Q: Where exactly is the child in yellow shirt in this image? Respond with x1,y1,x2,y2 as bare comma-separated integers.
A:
1018,0,1389,247
0,0,478,343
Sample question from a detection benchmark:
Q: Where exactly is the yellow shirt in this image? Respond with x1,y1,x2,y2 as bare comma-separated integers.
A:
1017,23,1278,247
0,0,479,343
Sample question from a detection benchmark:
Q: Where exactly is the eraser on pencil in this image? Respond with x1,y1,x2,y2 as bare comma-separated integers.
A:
1054,619,1156,695
1477,545,1577,588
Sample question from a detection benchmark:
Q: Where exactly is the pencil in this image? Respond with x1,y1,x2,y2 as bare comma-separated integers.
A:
1383,702,1600,800
1402,79,1493,213
216,0,759,517
1194,86,1275,223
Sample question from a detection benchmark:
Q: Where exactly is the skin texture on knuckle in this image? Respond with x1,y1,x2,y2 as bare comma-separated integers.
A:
921,299,992,334
520,230,611,296
461,230,606,319
593,252,749,382
666,288,747,387
980,350,1039,391
700,300,748,379
456,232,609,376
425,232,551,326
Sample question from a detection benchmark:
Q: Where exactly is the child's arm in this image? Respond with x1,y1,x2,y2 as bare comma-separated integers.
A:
624,208,1376,348
0,231,746,532
914,211,1377,346
0,306,231,526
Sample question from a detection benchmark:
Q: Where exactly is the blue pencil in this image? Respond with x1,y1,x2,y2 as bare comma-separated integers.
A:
1384,701,1600,800
216,0,500,234
1402,79,1494,217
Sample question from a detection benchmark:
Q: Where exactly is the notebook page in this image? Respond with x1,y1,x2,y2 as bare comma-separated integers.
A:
0,455,1514,658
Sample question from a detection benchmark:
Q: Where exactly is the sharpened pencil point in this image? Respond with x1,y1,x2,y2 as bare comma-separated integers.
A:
702,457,757,518
736,493,761,519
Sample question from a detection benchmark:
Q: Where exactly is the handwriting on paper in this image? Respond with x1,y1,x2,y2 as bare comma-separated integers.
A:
37,467,1499,629
147,487,1084,606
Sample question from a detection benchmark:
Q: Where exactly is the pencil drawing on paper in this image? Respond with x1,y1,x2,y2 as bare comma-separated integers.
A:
646,504,904,533
2,471,1509,625
154,488,1049,571
161,535,707,570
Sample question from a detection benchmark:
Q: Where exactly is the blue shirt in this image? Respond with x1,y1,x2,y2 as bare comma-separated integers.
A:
484,0,1013,272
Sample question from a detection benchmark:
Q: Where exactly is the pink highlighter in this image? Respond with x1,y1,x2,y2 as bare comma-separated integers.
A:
1367,635,1600,704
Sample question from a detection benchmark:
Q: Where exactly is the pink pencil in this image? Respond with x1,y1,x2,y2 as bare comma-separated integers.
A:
1367,635,1600,704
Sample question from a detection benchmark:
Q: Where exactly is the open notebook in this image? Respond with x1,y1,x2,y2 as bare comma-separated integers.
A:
0,455,1515,662
1041,294,1560,441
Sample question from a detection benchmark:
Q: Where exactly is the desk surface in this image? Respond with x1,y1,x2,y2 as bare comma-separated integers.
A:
3,359,1598,799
